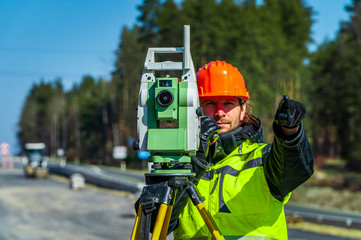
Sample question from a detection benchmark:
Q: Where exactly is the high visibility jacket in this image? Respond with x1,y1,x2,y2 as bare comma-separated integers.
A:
174,139,290,240
171,120,314,240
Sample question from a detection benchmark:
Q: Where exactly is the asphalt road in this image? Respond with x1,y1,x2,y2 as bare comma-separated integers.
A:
0,167,360,240
0,168,138,240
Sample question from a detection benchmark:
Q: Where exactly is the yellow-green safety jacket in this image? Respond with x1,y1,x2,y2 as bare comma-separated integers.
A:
171,120,314,240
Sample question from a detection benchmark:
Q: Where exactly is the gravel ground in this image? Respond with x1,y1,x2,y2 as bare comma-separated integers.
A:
290,172,361,214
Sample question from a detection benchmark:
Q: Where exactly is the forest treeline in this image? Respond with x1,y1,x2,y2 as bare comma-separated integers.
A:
17,0,361,170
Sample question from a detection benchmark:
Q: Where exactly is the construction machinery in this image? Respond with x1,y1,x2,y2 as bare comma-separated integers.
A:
23,143,49,178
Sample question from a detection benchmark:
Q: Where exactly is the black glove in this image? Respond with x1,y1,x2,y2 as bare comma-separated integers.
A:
198,115,221,158
190,115,220,184
274,95,307,129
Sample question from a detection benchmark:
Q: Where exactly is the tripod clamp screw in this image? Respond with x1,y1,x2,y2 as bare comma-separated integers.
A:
186,182,205,205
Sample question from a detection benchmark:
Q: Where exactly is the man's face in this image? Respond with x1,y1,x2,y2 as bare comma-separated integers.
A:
200,96,246,133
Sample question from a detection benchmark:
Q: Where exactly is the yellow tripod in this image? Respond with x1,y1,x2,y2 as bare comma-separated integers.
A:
130,173,224,240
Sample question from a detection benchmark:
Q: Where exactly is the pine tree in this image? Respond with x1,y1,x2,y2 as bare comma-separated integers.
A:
308,0,361,170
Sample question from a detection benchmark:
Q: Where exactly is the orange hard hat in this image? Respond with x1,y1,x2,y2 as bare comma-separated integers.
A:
196,60,250,99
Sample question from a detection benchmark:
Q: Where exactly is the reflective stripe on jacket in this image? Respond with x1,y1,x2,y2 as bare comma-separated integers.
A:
173,139,290,240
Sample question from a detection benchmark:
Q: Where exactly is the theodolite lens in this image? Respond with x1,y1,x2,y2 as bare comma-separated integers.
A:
156,90,174,107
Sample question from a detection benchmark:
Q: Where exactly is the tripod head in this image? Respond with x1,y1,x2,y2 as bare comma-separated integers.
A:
136,25,202,174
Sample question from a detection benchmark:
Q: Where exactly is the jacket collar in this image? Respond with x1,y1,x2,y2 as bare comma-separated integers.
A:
209,115,264,164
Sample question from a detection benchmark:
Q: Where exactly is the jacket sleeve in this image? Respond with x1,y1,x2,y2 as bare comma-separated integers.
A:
263,122,314,202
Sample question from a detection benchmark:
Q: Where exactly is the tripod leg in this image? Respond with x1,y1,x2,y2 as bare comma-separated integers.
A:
195,202,224,240
186,183,225,240
159,204,173,240
159,188,177,240
130,204,142,240
151,203,168,240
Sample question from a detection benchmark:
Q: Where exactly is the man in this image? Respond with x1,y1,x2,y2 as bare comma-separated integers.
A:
168,60,314,239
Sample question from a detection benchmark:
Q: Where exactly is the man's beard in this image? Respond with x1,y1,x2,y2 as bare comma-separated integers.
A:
215,117,230,125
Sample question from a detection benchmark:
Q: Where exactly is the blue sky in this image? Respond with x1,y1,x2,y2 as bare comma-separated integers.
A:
0,0,352,155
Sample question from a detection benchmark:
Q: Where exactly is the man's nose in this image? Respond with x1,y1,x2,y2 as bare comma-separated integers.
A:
215,102,226,117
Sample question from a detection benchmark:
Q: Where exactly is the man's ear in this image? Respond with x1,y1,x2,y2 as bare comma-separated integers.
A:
240,103,247,121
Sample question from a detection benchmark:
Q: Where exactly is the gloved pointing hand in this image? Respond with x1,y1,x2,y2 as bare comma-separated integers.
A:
274,95,307,129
